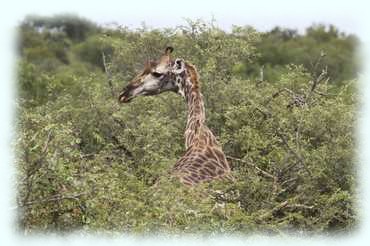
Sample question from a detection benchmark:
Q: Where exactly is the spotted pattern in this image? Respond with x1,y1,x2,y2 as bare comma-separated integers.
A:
170,63,233,186
119,47,233,186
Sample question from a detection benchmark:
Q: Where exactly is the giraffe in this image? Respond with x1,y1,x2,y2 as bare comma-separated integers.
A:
118,47,233,186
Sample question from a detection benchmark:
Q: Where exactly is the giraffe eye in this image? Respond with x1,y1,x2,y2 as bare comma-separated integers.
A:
151,72,163,78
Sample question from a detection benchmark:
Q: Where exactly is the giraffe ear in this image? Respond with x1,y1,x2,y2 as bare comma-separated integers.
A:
173,59,186,74
165,46,174,55
143,60,153,73
159,47,173,65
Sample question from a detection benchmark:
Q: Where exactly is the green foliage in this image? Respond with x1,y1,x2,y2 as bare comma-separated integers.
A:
21,14,99,41
73,35,114,70
16,16,357,235
240,24,359,84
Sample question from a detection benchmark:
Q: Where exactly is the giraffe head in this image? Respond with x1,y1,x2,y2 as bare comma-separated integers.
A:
118,47,189,103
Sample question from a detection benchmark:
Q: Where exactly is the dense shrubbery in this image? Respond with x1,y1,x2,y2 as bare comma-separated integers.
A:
15,15,357,235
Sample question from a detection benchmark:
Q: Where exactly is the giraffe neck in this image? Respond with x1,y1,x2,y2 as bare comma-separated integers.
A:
184,79,205,148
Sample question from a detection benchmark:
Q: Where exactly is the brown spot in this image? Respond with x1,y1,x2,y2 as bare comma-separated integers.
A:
184,148,193,155
182,176,193,183
199,169,208,176
214,148,225,161
220,160,230,169
174,162,185,169
199,175,206,180
182,180,192,186
192,162,201,168
197,155,208,162
207,159,222,169
202,168,214,176
193,158,204,165
185,62,200,89
217,169,224,175
205,148,214,159
197,138,207,146
191,173,199,179
187,167,198,172
205,163,216,171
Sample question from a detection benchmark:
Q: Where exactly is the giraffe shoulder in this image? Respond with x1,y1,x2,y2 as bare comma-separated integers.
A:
171,147,232,185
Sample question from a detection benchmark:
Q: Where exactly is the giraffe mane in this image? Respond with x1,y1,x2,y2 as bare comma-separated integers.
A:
185,62,200,89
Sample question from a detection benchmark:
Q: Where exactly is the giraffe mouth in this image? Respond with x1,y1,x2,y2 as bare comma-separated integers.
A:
118,84,166,103
118,94,133,103
118,83,139,103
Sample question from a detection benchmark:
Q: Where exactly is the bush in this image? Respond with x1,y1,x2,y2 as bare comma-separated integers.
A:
16,18,357,235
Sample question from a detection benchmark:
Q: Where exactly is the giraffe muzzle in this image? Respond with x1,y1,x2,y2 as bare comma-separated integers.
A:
118,89,134,103
118,94,132,103
118,83,140,103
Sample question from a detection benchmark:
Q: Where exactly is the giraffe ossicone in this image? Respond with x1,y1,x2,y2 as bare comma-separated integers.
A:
118,47,233,186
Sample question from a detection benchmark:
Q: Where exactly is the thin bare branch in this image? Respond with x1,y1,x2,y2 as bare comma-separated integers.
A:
226,156,277,181
306,66,328,102
314,90,337,97
41,130,53,153
102,51,115,98
286,203,314,210
21,130,53,184
259,200,289,220
259,200,314,220
19,192,87,207
263,88,296,106
275,130,312,177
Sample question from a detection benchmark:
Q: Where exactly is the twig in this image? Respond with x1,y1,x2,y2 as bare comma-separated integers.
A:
226,156,277,181
306,66,328,102
259,200,314,220
102,52,115,98
275,130,312,177
80,153,95,158
286,203,314,210
280,177,298,187
263,88,296,106
41,130,53,153
314,90,337,97
311,66,328,92
21,130,53,184
259,200,289,219
263,87,306,109
311,50,326,76
18,192,86,207
21,151,52,209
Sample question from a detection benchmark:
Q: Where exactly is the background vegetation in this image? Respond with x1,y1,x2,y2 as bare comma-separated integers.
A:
15,14,358,235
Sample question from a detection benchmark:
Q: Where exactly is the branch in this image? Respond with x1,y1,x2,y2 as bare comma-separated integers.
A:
259,200,314,220
226,156,277,181
263,88,296,106
314,90,337,97
286,203,314,210
264,88,306,109
275,130,312,177
21,130,53,184
306,66,328,102
259,200,289,219
102,52,115,98
41,130,53,153
311,66,328,92
18,192,86,207
311,50,326,76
